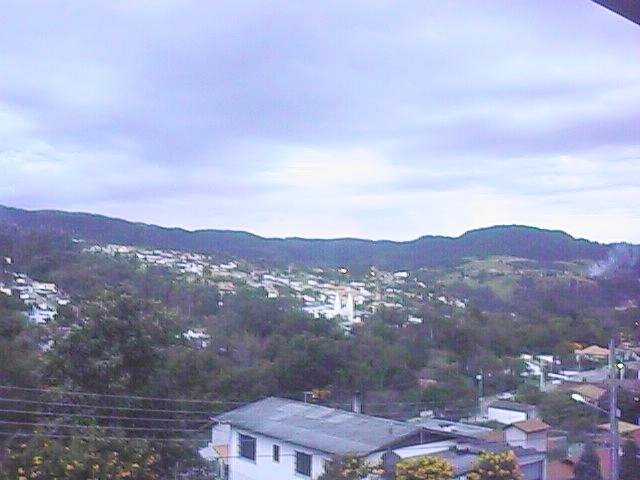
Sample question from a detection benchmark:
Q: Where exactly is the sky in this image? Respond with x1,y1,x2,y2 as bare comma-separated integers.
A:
1,1,639,242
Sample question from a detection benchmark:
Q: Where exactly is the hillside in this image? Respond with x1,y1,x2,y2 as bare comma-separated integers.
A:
0,204,612,269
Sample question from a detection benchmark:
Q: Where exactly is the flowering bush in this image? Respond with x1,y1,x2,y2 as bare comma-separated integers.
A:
467,450,522,480
0,431,161,480
318,454,383,480
396,456,454,480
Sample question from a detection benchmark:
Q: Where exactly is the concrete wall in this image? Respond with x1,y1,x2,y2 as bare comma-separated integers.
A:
504,428,548,452
487,407,528,425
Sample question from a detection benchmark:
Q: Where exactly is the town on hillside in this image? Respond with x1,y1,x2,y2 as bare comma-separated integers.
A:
2,233,640,480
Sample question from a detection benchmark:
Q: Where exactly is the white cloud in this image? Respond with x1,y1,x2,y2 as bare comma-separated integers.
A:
0,1,639,242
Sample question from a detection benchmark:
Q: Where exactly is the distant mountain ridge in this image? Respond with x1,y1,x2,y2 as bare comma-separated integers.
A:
0,204,614,269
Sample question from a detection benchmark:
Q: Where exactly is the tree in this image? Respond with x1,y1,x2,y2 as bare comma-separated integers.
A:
620,439,640,480
538,391,599,435
46,288,181,394
318,455,381,480
396,456,454,480
573,442,602,480
0,429,161,480
468,451,522,480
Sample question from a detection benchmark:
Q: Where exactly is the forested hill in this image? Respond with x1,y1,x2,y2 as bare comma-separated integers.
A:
0,204,612,268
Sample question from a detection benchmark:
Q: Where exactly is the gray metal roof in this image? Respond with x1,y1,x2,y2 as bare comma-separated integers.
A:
215,397,424,456
409,418,492,438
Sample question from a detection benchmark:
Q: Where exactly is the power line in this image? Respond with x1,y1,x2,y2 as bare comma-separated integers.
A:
0,396,214,416
0,384,479,411
0,407,210,423
0,419,207,433
0,430,208,443
0,384,247,405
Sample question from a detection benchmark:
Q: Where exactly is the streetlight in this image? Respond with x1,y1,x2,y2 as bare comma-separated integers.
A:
475,371,483,419
570,393,609,414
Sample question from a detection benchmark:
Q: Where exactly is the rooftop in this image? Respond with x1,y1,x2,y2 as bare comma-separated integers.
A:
598,420,640,435
570,384,606,401
506,419,550,433
488,400,537,413
575,345,610,357
215,397,440,456
410,418,493,438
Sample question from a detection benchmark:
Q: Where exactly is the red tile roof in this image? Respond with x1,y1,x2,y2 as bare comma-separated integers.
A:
547,447,612,480
507,418,551,433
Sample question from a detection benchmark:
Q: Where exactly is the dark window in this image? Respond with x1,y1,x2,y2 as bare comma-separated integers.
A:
273,444,280,462
295,451,312,477
238,434,256,461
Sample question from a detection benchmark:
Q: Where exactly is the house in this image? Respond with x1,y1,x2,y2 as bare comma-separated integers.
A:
208,397,453,480
597,420,640,435
207,397,548,480
503,419,550,452
391,440,547,480
408,418,492,439
568,383,606,403
547,447,611,480
487,400,539,425
575,345,610,364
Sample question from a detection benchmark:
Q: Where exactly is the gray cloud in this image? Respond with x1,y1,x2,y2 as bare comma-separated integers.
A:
0,0,639,241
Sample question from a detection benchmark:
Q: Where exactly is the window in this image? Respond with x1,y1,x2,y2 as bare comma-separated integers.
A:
238,434,256,461
273,444,280,462
295,451,312,477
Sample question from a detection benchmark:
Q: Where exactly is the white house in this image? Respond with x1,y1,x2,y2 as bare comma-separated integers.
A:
206,397,548,480
487,400,539,425
504,419,550,452
207,397,444,480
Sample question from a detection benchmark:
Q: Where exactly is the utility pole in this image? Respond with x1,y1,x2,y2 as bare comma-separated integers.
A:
609,337,620,480
476,370,484,419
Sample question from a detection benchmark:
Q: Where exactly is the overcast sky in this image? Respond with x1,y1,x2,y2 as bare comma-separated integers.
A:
1,1,639,242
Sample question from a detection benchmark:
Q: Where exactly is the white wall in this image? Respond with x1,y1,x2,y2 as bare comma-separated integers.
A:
505,428,547,452
212,423,232,446
486,407,527,425
227,428,331,480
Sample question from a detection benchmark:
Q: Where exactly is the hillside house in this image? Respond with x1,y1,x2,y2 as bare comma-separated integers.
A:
568,383,606,403
487,401,539,425
503,419,550,452
575,345,610,365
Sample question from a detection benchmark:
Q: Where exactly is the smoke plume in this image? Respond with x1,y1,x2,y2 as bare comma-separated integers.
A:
589,244,640,278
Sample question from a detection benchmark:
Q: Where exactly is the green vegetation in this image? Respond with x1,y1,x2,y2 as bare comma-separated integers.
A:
573,442,602,480
0,205,611,269
468,451,522,480
396,456,454,480
0,224,639,475
318,455,381,480
0,429,163,480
